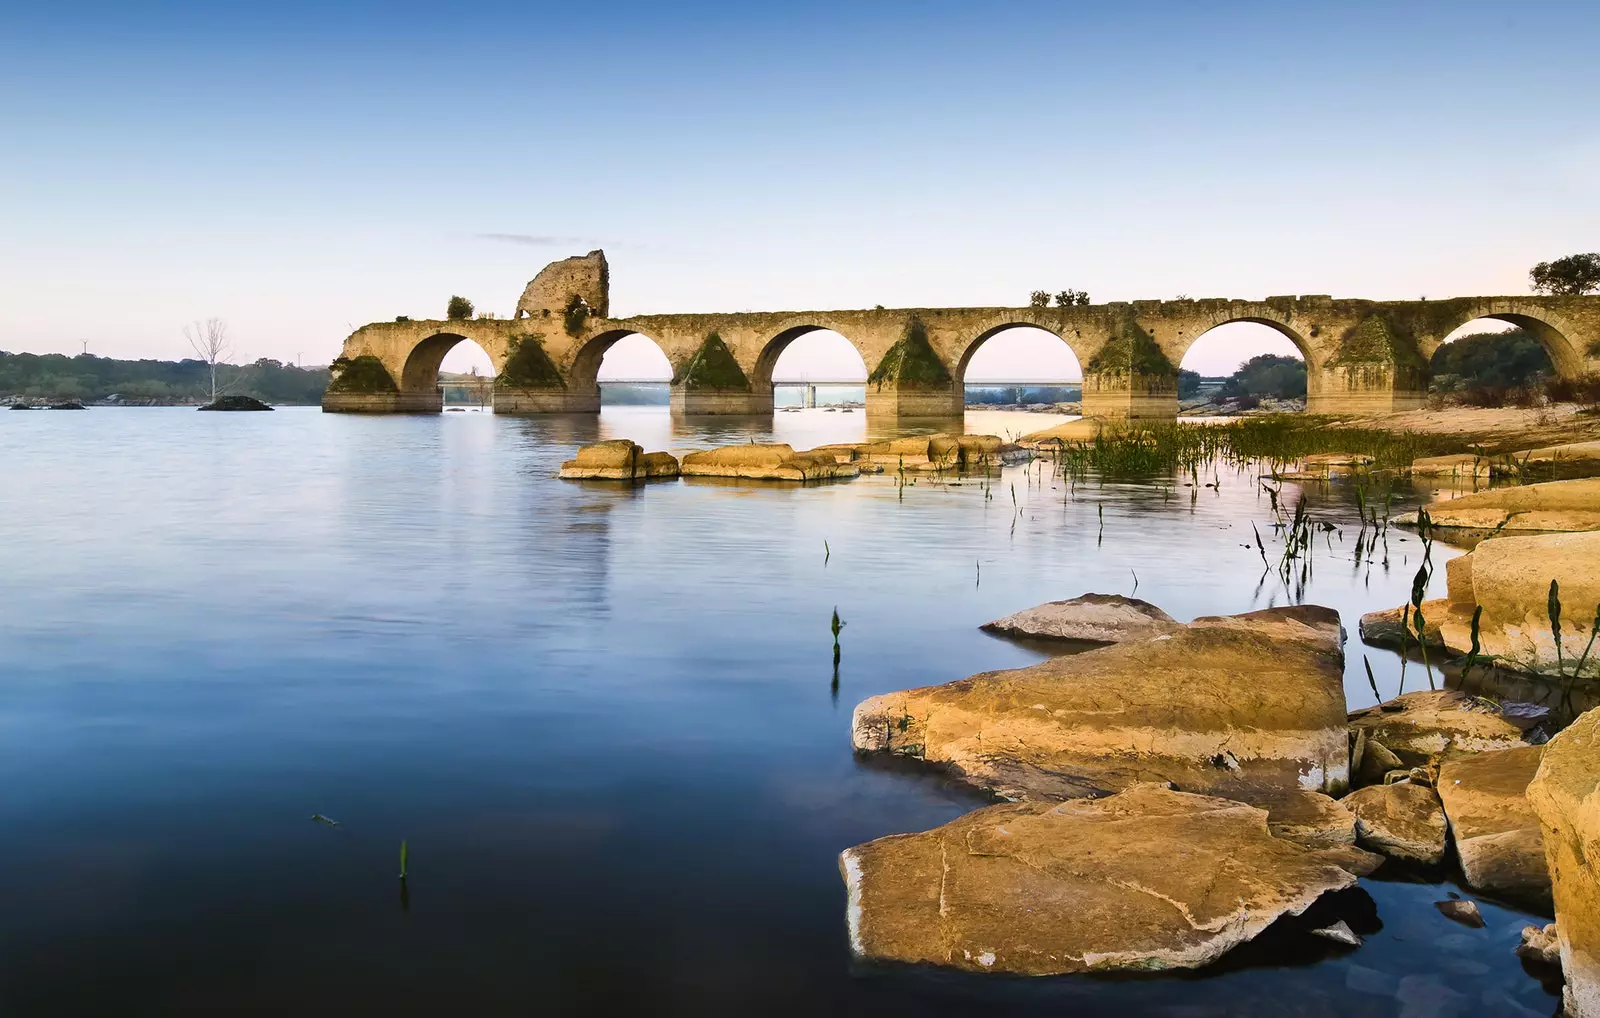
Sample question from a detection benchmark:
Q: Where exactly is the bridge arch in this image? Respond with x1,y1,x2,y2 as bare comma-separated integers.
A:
955,323,1083,387
753,323,868,391
1165,314,1317,373
1424,302,1587,379
400,331,504,392
569,328,672,392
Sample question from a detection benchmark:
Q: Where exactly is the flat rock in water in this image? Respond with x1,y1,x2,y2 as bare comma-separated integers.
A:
559,440,679,481
980,592,1179,645
1436,745,1550,903
679,443,858,481
1343,781,1448,864
1311,920,1362,946
853,605,1351,801
197,395,272,411
839,784,1365,975
1348,690,1529,773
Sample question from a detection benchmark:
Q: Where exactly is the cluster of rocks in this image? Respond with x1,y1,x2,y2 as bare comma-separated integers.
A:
559,434,1028,483
842,592,1598,1004
1362,528,1600,678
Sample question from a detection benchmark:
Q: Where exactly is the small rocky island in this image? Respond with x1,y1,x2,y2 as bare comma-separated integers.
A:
197,395,274,411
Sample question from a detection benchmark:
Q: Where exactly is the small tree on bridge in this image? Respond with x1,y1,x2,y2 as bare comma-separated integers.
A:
1055,289,1090,307
1530,253,1600,296
447,295,475,320
1028,290,1050,308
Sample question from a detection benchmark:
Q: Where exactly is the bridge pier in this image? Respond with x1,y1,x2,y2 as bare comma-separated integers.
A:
1080,370,1178,420
865,382,964,418
669,388,773,415
493,385,597,414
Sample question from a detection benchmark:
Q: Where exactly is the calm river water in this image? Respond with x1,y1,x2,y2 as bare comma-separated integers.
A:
0,407,1561,1016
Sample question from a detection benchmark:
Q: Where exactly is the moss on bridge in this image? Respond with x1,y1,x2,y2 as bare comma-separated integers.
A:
869,317,952,391
1087,313,1176,381
498,334,566,389
327,355,398,393
676,333,750,391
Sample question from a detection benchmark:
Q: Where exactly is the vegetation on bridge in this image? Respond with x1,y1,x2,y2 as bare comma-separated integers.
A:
868,318,952,391
1086,314,1175,382
498,335,565,390
327,355,398,394
676,333,749,391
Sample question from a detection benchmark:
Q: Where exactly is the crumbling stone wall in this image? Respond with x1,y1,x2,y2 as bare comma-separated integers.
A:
515,250,609,319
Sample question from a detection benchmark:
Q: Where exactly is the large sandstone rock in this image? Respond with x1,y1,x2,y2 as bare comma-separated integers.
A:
980,593,1179,645
1527,706,1600,1017
679,443,859,482
1347,690,1531,776
852,605,1351,801
1394,477,1600,533
1436,746,1550,902
1434,531,1600,677
1248,789,1359,849
838,784,1367,975
1343,781,1448,864
559,440,679,481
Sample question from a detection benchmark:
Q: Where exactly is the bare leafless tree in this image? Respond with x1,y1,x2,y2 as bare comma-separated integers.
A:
185,318,231,403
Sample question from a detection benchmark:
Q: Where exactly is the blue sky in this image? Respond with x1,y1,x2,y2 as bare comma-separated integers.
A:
3,1,1596,378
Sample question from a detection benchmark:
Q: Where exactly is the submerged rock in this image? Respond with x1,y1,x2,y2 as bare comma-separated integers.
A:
979,592,1178,645
852,605,1351,801
1311,920,1363,947
47,400,86,410
1526,706,1600,1017
1393,477,1600,533
838,784,1366,976
679,443,859,482
197,395,273,411
559,440,679,481
1435,899,1487,928
1436,745,1550,903
1347,690,1530,776
1343,781,1448,864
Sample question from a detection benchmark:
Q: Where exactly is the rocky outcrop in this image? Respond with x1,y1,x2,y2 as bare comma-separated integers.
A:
1436,746,1550,902
980,593,1179,645
558,440,679,481
1527,706,1600,1017
1343,781,1448,864
1394,477,1600,533
1247,789,1359,850
1410,452,1491,478
679,443,859,482
838,784,1367,975
197,395,273,411
1347,690,1531,780
852,605,1350,801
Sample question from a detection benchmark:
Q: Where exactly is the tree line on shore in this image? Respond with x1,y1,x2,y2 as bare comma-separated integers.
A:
0,351,330,404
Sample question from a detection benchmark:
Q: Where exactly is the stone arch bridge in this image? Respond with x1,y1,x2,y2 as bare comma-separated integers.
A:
324,250,1600,419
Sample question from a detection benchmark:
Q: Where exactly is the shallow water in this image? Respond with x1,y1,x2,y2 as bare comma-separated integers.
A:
0,406,1562,1016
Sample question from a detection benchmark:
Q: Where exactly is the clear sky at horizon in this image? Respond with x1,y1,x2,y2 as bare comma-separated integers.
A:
3,1,1596,379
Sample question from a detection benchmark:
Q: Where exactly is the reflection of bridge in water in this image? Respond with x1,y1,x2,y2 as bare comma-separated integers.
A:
325,250,1600,421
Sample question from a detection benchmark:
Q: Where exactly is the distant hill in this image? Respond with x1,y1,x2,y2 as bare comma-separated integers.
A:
0,351,331,405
